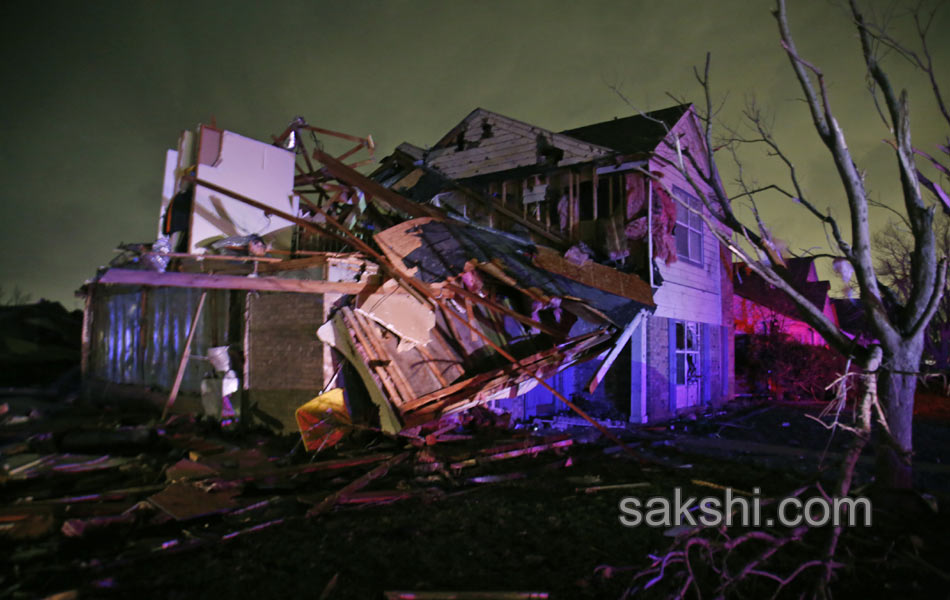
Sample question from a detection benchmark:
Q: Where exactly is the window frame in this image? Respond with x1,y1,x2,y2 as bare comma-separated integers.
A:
673,185,704,266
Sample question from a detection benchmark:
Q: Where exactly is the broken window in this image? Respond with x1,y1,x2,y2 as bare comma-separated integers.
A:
674,186,703,265
674,320,702,410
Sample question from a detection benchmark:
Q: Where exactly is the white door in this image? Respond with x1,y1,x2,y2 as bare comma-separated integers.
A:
675,321,701,410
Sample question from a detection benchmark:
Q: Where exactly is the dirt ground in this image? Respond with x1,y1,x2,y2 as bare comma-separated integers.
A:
3,390,950,599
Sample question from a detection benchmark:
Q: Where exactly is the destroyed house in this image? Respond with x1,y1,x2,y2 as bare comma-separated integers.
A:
372,105,735,423
79,106,734,436
79,119,660,435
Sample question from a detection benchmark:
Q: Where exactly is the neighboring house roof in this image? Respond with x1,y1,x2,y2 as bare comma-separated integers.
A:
783,256,819,284
831,298,875,341
560,104,692,156
733,259,832,322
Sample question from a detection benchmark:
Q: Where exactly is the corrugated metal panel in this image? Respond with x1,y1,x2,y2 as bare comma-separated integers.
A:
89,287,144,384
143,288,231,393
88,285,231,393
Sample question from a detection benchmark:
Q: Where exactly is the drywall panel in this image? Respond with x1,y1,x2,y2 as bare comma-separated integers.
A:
190,130,298,252
158,149,179,237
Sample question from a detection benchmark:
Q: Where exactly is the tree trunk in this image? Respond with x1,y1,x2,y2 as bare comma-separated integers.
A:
875,341,923,490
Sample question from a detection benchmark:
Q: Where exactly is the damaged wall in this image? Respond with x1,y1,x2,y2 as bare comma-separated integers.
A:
84,283,326,430
426,109,610,180
84,286,234,409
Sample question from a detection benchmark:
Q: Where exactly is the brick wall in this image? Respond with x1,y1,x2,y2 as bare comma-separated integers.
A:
646,315,672,421
246,292,324,429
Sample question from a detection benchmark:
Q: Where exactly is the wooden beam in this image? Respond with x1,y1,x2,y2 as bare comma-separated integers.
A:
162,292,207,421
312,149,439,219
98,268,378,295
152,252,282,263
302,125,372,147
532,246,655,306
256,255,330,274
586,310,647,394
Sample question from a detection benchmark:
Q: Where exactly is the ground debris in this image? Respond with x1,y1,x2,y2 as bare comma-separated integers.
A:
2,387,949,598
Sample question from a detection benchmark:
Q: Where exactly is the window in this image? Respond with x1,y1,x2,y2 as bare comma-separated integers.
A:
674,186,703,264
674,321,701,386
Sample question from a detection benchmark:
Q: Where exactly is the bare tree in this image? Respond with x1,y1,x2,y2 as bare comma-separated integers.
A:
658,0,948,491
874,213,950,389
0,285,33,306
618,4,948,593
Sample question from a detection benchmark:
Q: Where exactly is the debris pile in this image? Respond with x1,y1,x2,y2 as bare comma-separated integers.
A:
80,118,655,437
1,392,608,597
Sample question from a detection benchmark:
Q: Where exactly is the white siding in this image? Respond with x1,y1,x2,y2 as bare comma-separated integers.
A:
650,110,723,326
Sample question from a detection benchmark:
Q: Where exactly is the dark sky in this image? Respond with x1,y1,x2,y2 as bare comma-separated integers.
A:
1,1,947,307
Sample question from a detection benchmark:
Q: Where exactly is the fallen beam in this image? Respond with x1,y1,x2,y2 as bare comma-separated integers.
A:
306,452,409,517
162,291,206,421
533,247,654,306
313,149,441,219
586,310,647,394
384,592,549,599
98,268,378,295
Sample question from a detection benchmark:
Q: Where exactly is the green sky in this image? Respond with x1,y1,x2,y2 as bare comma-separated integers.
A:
1,0,947,307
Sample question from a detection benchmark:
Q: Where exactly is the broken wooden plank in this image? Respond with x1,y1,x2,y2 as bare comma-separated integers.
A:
306,452,409,517
147,481,239,521
99,268,377,295
450,439,573,470
162,291,206,421
148,252,283,263
384,592,549,599
579,482,651,494
312,149,439,219
341,308,410,407
586,309,647,394
299,489,416,507
351,310,418,403
532,246,654,306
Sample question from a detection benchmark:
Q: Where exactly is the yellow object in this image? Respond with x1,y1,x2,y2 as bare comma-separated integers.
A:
295,388,352,452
